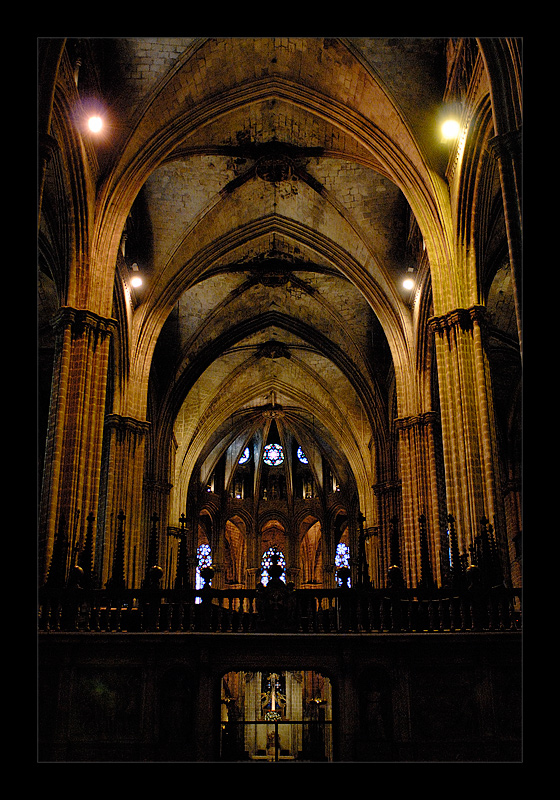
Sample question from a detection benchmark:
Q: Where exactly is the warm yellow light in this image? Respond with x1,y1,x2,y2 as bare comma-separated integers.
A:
131,275,143,288
403,278,415,291
441,119,460,140
88,115,103,133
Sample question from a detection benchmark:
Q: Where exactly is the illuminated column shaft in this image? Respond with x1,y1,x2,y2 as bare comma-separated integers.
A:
428,306,507,574
245,673,258,755
98,414,150,587
395,412,446,588
39,307,115,585
372,480,402,585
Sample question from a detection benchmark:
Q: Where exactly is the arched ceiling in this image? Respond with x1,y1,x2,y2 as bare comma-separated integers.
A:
109,37,448,508
42,37,459,514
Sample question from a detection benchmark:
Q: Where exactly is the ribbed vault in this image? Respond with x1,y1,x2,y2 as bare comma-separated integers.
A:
101,38,449,541
37,37,522,593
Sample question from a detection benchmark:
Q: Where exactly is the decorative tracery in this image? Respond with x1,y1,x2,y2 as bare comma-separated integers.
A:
297,446,308,464
261,546,286,586
263,443,284,466
238,446,251,464
196,543,212,589
335,542,351,587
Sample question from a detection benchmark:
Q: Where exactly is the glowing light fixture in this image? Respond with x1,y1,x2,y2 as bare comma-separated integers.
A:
88,115,103,133
403,278,415,291
130,263,143,288
441,118,460,141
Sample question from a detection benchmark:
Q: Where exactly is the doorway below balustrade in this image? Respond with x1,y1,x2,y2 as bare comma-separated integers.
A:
220,670,333,762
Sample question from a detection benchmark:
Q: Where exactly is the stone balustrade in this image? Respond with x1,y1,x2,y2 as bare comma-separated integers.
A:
38,584,521,634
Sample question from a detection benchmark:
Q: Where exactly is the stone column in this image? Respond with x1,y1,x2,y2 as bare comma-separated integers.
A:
428,305,507,578
372,480,401,586
39,307,116,585
503,477,522,587
362,526,380,588
98,413,151,588
246,567,261,590
394,412,447,588
142,479,173,571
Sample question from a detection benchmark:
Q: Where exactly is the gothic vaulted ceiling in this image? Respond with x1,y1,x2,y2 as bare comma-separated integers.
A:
41,37,512,517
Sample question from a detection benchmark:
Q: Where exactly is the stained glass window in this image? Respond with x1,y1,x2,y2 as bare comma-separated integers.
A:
261,546,286,586
238,446,251,464
263,443,284,466
297,446,308,464
335,542,351,587
196,543,212,590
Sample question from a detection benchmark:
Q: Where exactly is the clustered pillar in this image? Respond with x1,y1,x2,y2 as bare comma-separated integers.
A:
40,307,116,586
395,411,447,589
428,305,509,580
98,414,151,588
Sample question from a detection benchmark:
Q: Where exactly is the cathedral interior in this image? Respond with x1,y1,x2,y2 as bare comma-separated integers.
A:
37,36,522,763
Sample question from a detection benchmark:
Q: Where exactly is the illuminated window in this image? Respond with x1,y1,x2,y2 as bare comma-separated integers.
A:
263,443,284,466
196,543,212,590
261,546,286,586
297,446,308,464
335,542,351,587
238,446,251,464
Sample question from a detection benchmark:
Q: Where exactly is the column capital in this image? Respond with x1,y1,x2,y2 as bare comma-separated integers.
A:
487,127,522,162
104,413,151,435
372,479,401,496
143,478,173,495
51,306,118,337
394,410,440,431
428,304,487,335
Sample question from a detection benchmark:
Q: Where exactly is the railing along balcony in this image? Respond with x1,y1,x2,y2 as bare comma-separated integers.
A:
38,584,522,634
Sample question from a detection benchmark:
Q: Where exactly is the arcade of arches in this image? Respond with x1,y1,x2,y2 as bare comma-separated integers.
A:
183,416,356,594
37,36,522,762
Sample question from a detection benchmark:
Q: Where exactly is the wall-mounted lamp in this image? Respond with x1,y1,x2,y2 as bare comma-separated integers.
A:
439,102,462,143
403,267,415,291
441,118,460,141
130,263,143,288
88,115,103,133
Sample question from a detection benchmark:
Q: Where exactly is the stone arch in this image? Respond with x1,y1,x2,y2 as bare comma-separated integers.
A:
91,38,454,415
298,516,323,587
174,377,372,528
168,306,384,462
130,212,416,425
41,65,94,309
93,37,450,296
196,509,213,548
223,516,247,587
258,516,289,575
455,95,499,308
